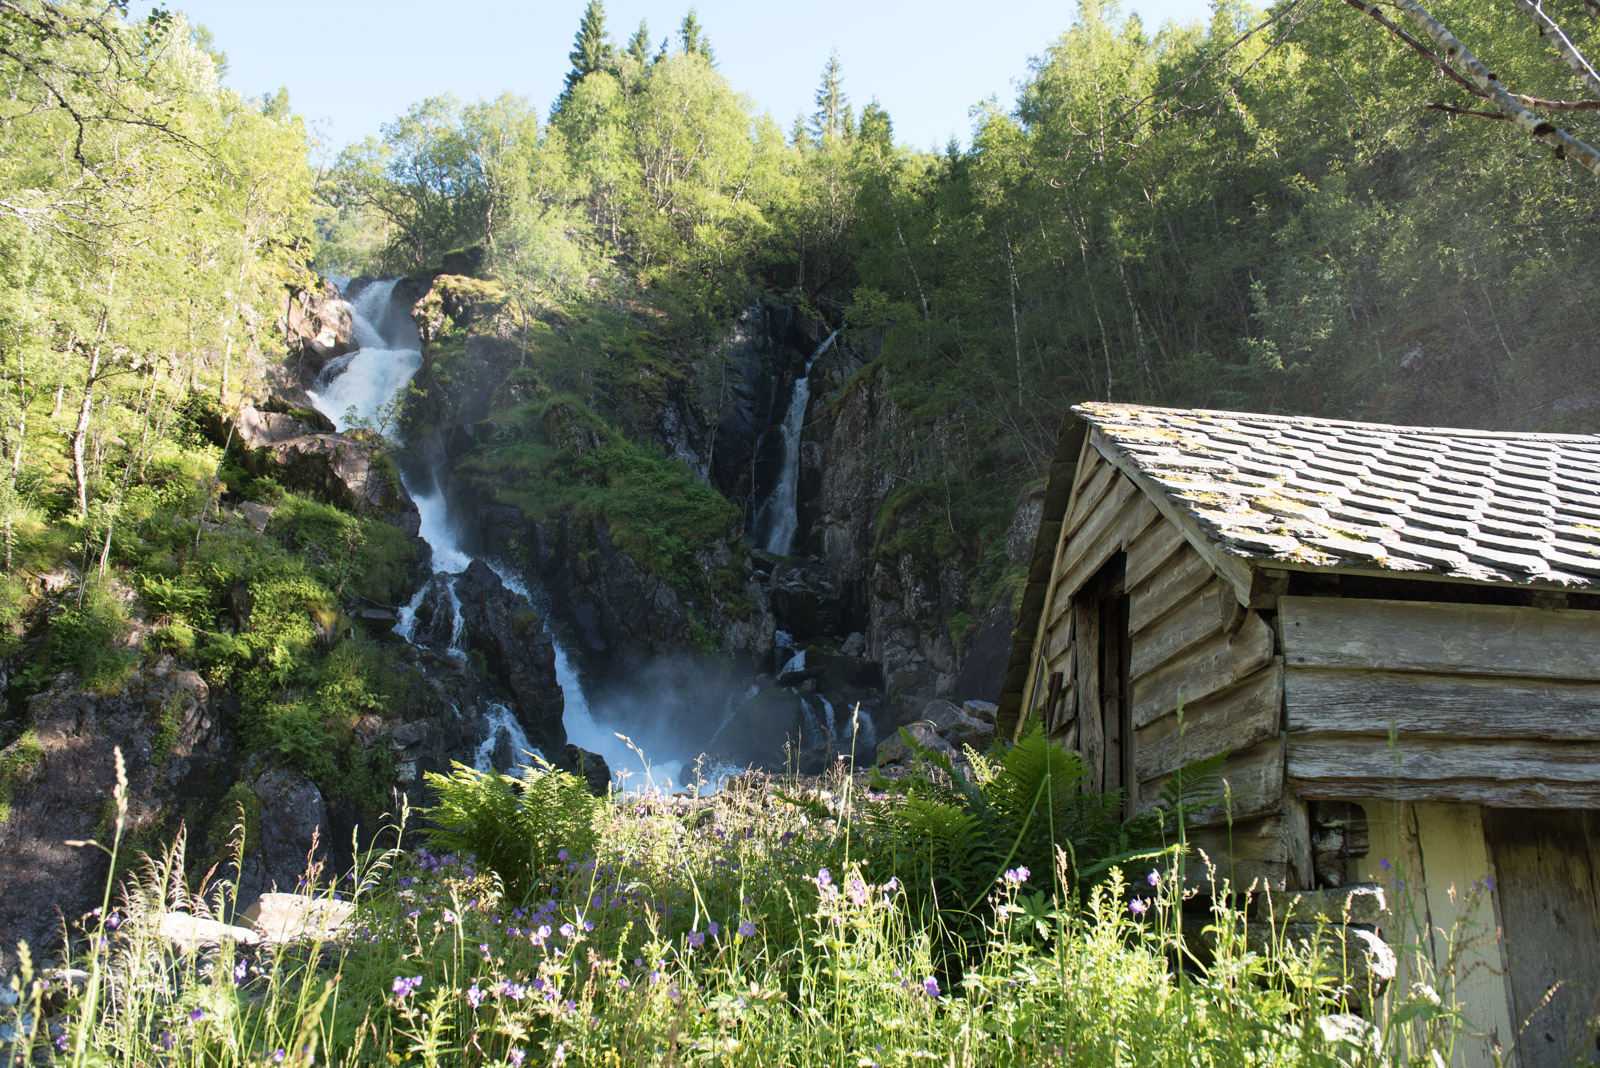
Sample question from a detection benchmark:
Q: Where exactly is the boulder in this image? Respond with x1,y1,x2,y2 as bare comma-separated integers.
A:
558,744,612,797
1251,884,1389,927
0,660,228,975
769,563,842,640
155,912,261,953
239,767,328,899
875,722,956,766
240,893,355,943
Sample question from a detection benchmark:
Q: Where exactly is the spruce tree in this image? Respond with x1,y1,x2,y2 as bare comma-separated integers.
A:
560,0,613,106
679,8,715,64
811,50,851,143
626,19,652,65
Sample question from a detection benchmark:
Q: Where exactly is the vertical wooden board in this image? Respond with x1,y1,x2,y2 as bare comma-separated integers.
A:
1128,545,1213,634
1131,610,1276,729
1077,601,1103,789
1125,515,1189,590
1414,804,1517,1068
1129,577,1230,681
1044,610,1074,663
1355,801,1431,961
1281,790,1313,890
1484,810,1600,1068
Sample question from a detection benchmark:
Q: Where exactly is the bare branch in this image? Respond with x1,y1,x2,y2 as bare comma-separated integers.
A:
1395,0,1600,178
1507,0,1600,98
1426,102,1510,119
1512,92,1600,111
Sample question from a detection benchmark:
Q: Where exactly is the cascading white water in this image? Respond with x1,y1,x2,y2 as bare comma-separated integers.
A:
309,280,421,436
753,331,838,556
309,279,735,794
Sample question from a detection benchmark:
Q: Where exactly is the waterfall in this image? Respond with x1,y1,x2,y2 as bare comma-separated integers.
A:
309,278,736,794
753,330,838,556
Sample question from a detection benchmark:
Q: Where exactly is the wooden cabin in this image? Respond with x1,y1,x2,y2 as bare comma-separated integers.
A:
998,402,1600,1068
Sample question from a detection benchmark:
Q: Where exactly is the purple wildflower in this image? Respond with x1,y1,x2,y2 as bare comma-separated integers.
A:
159,1031,174,1051
816,868,832,889
708,921,720,937
559,922,576,940
687,930,706,948
557,849,569,862
509,1049,525,1068
391,975,423,998
467,985,484,1009
1129,898,1149,916
188,1007,205,1023
923,976,940,998
1004,866,1031,887
738,920,756,938
270,1051,286,1065
1146,870,1159,887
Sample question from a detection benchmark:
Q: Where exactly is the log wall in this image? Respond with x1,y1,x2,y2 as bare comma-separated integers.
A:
1281,596,1600,808
1021,435,1298,886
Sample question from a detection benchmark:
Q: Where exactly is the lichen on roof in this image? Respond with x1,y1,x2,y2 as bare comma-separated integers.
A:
1076,402,1600,590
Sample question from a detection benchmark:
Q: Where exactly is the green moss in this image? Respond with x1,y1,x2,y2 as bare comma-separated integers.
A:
0,729,45,823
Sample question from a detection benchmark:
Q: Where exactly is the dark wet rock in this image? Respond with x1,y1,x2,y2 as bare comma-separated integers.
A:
770,563,842,640
454,560,565,755
557,744,612,797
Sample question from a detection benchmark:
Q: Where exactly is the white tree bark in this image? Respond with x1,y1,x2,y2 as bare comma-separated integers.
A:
1394,0,1600,179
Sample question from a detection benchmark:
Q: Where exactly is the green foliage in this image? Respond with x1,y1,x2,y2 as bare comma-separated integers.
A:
465,401,739,602
0,729,44,823
421,760,606,902
853,726,1135,929
12,584,139,703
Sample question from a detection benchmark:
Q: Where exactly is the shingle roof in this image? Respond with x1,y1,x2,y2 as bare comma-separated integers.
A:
1077,402,1600,590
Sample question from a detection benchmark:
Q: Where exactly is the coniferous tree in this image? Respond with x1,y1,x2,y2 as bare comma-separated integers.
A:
811,50,851,143
679,9,714,64
560,0,613,107
626,19,652,65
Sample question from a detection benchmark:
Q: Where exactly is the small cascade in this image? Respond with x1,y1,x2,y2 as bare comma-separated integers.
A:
474,702,535,773
753,330,838,555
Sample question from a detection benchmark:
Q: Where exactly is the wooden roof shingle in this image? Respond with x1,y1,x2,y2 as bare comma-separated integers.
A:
1077,402,1600,590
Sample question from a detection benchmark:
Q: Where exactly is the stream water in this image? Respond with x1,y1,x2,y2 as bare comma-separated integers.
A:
308,280,713,794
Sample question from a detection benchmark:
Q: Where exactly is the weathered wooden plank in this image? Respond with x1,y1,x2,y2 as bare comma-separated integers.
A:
1287,734,1600,806
1129,578,1231,681
1057,493,1159,606
1279,596,1600,681
1131,610,1275,729
1049,680,1077,734
1077,601,1103,788
1125,515,1188,591
1484,810,1600,1068
1183,814,1291,892
1284,666,1600,741
1128,544,1212,634
1089,429,1262,609
1136,660,1283,781
1049,479,1140,628
1063,450,1115,538
1138,736,1284,828
1418,805,1517,1068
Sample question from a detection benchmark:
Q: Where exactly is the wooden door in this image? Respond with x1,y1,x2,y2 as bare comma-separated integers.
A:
1483,809,1600,1068
1073,555,1132,810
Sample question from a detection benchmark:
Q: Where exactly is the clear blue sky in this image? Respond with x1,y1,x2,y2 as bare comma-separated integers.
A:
135,0,1217,157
